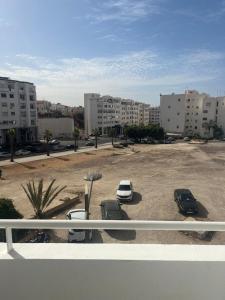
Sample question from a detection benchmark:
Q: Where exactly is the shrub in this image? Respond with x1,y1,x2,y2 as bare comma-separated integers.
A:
0,198,23,219
0,198,23,242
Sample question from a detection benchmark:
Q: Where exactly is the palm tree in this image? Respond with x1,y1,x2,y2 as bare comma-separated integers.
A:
7,128,16,162
73,127,80,152
44,129,52,156
22,179,66,218
93,129,99,149
108,128,116,146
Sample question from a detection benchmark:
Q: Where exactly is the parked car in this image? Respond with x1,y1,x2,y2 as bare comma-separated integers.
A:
66,144,74,150
174,189,198,215
66,209,92,242
114,143,124,148
15,149,31,156
51,144,66,151
117,180,133,202
0,151,10,158
100,200,124,220
49,139,60,145
85,141,95,146
183,137,191,142
119,142,128,147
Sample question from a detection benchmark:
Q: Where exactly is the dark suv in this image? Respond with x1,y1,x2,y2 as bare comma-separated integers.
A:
174,189,198,215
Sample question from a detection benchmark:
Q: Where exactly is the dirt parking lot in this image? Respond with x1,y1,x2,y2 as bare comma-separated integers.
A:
1,142,225,244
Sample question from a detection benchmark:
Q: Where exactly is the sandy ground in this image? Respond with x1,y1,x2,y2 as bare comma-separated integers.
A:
1,142,225,244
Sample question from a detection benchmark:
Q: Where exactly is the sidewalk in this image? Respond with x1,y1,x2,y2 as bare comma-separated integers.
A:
0,143,112,167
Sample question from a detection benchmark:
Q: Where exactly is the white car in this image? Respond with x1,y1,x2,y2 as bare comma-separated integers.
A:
116,180,133,202
66,209,92,242
15,149,31,156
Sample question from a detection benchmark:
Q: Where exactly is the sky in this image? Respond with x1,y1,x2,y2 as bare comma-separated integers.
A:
0,0,225,106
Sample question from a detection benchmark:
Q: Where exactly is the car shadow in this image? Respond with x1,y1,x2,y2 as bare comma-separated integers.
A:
121,192,142,205
196,201,209,219
106,211,136,241
90,230,103,243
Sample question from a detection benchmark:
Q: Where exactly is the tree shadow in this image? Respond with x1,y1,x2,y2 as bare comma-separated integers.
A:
54,156,70,161
15,162,36,169
196,201,209,219
106,211,136,241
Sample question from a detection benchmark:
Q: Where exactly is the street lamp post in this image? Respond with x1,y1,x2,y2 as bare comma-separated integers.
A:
83,171,102,241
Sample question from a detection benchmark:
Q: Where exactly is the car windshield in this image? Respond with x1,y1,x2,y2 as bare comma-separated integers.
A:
119,185,131,191
107,210,122,220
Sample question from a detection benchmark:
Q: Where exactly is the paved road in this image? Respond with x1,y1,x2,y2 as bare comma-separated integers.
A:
0,143,112,167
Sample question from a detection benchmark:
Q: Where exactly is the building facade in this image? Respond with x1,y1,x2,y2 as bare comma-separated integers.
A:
160,90,225,138
84,93,150,136
0,77,37,145
149,106,160,125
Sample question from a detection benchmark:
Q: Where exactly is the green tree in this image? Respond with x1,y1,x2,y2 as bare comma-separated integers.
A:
73,127,80,152
44,129,52,156
93,128,100,149
108,128,116,146
22,179,67,219
7,128,16,162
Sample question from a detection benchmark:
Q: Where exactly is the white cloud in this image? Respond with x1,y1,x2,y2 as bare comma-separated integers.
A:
87,0,162,23
0,49,224,105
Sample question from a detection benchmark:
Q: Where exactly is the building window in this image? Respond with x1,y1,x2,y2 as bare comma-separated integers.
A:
187,106,190,108
186,126,189,129
195,112,198,115
168,118,170,122
203,117,207,121
20,104,26,109
21,111,26,117
10,103,15,109
195,126,198,129
168,105,171,109
11,112,15,116
196,106,199,109
178,98,181,102
1,102,7,107
30,95,34,101
9,94,14,98
187,99,190,102
31,120,36,126
177,112,180,115
177,125,179,129
1,93,7,98
30,104,35,109
20,94,25,100
203,110,208,113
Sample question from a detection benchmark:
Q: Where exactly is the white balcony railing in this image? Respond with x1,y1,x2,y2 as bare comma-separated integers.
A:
1,219,225,253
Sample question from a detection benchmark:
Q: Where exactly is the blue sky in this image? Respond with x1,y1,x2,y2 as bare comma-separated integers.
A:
0,0,225,106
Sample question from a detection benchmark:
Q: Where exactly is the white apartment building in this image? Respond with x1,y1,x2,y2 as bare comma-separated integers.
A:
84,93,150,136
149,106,160,125
0,77,37,145
160,90,225,138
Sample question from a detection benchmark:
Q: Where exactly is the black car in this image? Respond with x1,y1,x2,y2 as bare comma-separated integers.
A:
66,144,74,150
85,141,95,146
174,189,198,215
100,200,124,220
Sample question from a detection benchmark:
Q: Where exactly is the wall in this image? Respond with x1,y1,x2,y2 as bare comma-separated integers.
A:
38,117,74,139
1,243,225,300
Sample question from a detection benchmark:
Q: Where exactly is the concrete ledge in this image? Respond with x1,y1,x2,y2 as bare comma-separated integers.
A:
1,243,225,261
